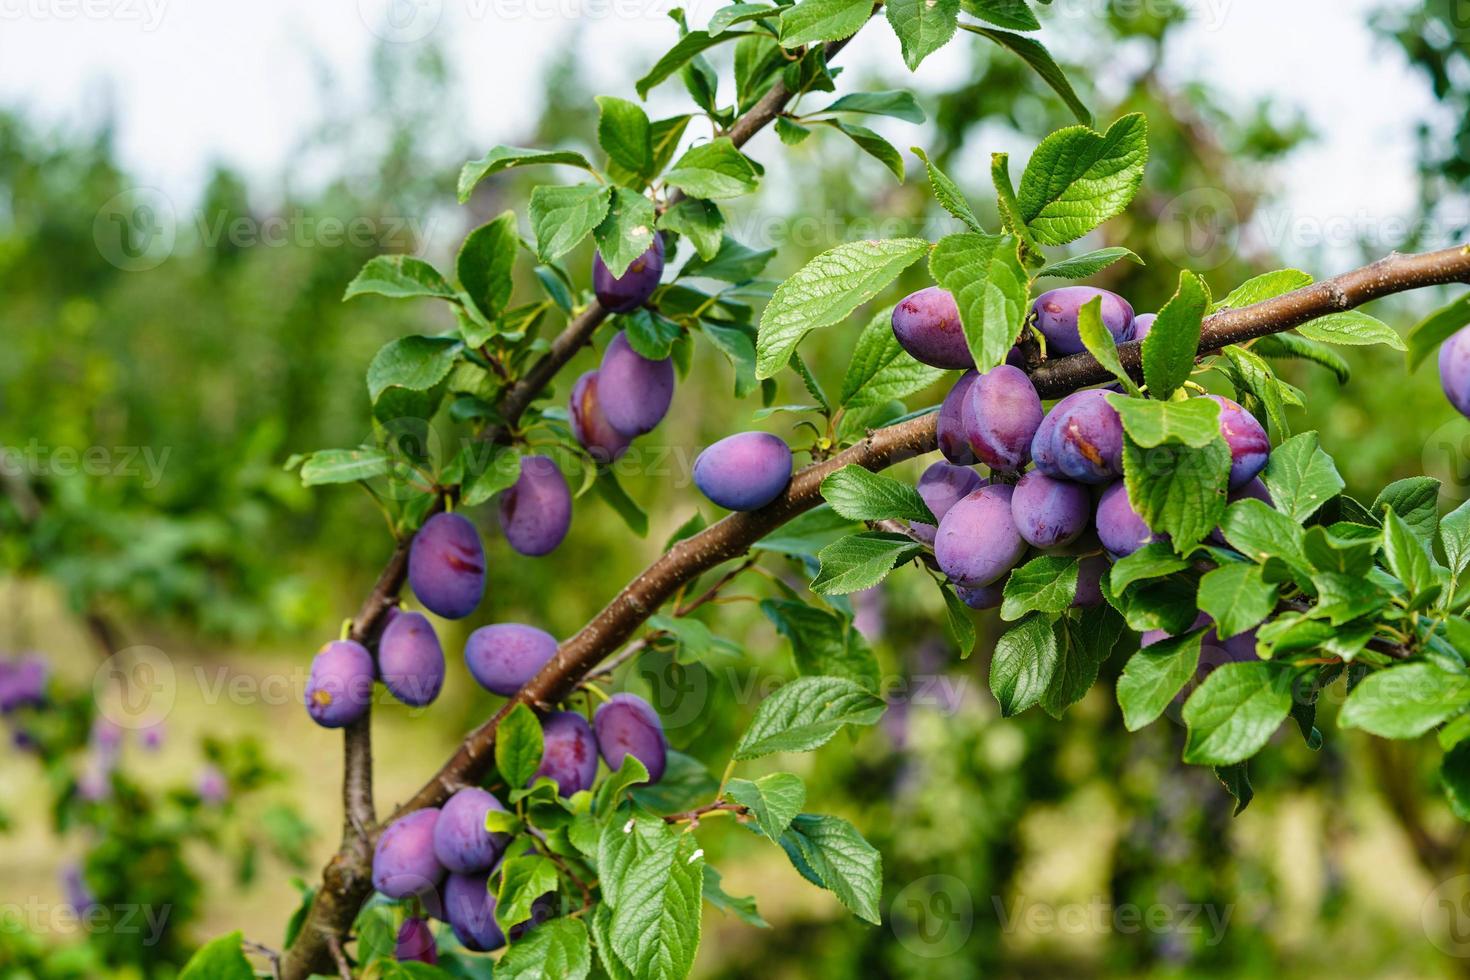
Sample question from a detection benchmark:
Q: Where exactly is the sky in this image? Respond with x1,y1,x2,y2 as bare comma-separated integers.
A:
0,0,1445,262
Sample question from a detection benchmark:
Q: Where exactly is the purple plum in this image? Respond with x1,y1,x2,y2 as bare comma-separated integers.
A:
955,581,1004,610
0,655,47,713
569,371,631,464
1032,389,1124,484
594,693,667,783
443,871,506,953
1072,555,1108,608
911,461,985,544
408,512,485,620
433,787,510,875
465,623,558,696
1128,313,1157,342
1442,326,1470,418
531,711,599,796
1210,477,1273,545
1010,470,1090,549
396,917,437,965
937,371,979,465
499,455,572,557
693,431,793,511
935,485,1027,588
372,808,445,900
891,286,973,369
197,765,228,805
598,331,675,436
1143,617,1258,705
1207,395,1270,489
962,365,1044,472
594,235,664,313
1095,481,1158,559
379,610,445,708
1032,286,1135,356
305,640,375,729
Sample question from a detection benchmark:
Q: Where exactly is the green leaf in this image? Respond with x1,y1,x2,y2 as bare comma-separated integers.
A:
1037,246,1144,280
636,31,744,99
1108,541,1190,593
1141,269,1210,399
1214,762,1254,815
1442,497,1470,575
1382,508,1434,600
884,0,961,70
1116,630,1203,731
760,598,881,690
681,235,776,282
1215,269,1312,310
779,0,872,46
1297,310,1406,350
1182,661,1292,765
777,814,882,924
496,854,561,933
1196,562,1278,639
496,704,544,790
775,116,812,144
596,96,654,179
1444,740,1470,822
179,932,253,980
929,231,1029,372
622,307,683,361
701,320,759,397
1260,432,1344,524
811,531,923,594
608,831,704,980
817,90,927,123
459,146,595,203
839,304,947,408
962,0,1038,30
1107,394,1220,448
367,336,463,403
1339,662,1470,739
726,773,806,841
498,918,591,980
989,614,1061,717
1016,115,1147,246
938,582,979,658
756,238,930,379
593,187,657,279
1079,298,1141,395
529,184,613,263
702,866,769,927
1406,292,1470,371
457,211,520,322
1373,477,1441,546
1000,556,1079,621
663,138,760,200
1044,603,1125,717
1254,332,1351,385
344,255,457,301
657,198,724,261
733,675,886,759
1121,436,1231,551
709,2,776,32
1218,498,1308,571
595,469,649,538
1219,344,1292,443
821,465,935,523
298,448,390,486
911,147,981,232
965,26,1091,125
820,119,905,181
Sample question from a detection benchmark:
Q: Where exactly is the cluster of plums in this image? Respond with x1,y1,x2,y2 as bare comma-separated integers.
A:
894,284,1273,608
371,692,667,960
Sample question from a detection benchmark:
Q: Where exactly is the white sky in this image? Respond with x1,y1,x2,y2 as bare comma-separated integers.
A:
0,0,1445,261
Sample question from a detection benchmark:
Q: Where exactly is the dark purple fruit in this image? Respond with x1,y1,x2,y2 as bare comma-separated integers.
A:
569,371,631,464
1128,313,1156,342
1010,470,1090,549
464,623,558,696
1032,286,1134,356
1032,389,1124,484
531,711,599,796
443,871,506,953
935,485,1027,587
433,787,511,875
372,808,445,900
593,235,664,313
305,640,375,729
593,693,667,783
955,582,1004,610
379,610,445,707
1207,395,1270,489
408,512,485,620
396,917,437,965
1441,326,1470,418
1095,481,1158,559
962,365,1043,472
1072,555,1108,608
598,331,675,437
891,286,973,369
499,455,572,557
693,432,793,511
937,371,979,465
911,461,984,544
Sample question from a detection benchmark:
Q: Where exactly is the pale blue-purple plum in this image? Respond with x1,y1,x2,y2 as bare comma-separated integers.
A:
962,365,1043,472
305,640,375,729
0,655,47,712
891,286,973,369
1032,286,1134,356
531,711,599,796
593,235,664,313
443,872,506,952
1095,481,1158,558
598,331,675,436
935,485,1027,587
937,371,979,465
911,461,985,544
1143,617,1258,705
464,623,558,696
1031,389,1124,484
1441,327,1470,418
594,694,667,783
955,582,1004,610
1010,470,1090,548
196,765,228,805
569,371,631,464
508,894,557,941
408,512,485,620
1128,313,1157,342
1072,555,1108,608
395,917,437,965
499,455,572,556
432,787,510,874
1208,395,1270,489
1209,477,1273,545
372,808,445,899
693,432,793,511
379,610,445,707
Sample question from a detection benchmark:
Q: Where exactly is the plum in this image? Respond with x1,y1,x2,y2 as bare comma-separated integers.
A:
1143,617,1258,705
0,655,47,712
396,917,437,965
197,765,228,805
1441,326,1470,417
443,872,506,953
432,787,510,875
598,331,675,436
962,365,1043,472
1032,389,1124,484
1095,481,1158,558
891,286,973,369
935,485,1027,587
594,693,667,783
531,711,599,796
937,371,979,465
911,461,985,544
1072,555,1108,608
372,808,445,900
379,610,445,707
305,640,375,729
499,455,572,557
1207,395,1270,489
508,893,558,941
955,582,1004,610
569,371,631,464
1032,286,1134,357
1010,470,1090,549
693,432,793,511
1128,313,1157,342
408,512,485,620
464,623,558,696
594,235,664,313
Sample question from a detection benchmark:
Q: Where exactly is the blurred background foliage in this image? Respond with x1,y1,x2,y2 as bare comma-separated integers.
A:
2,1,1470,976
